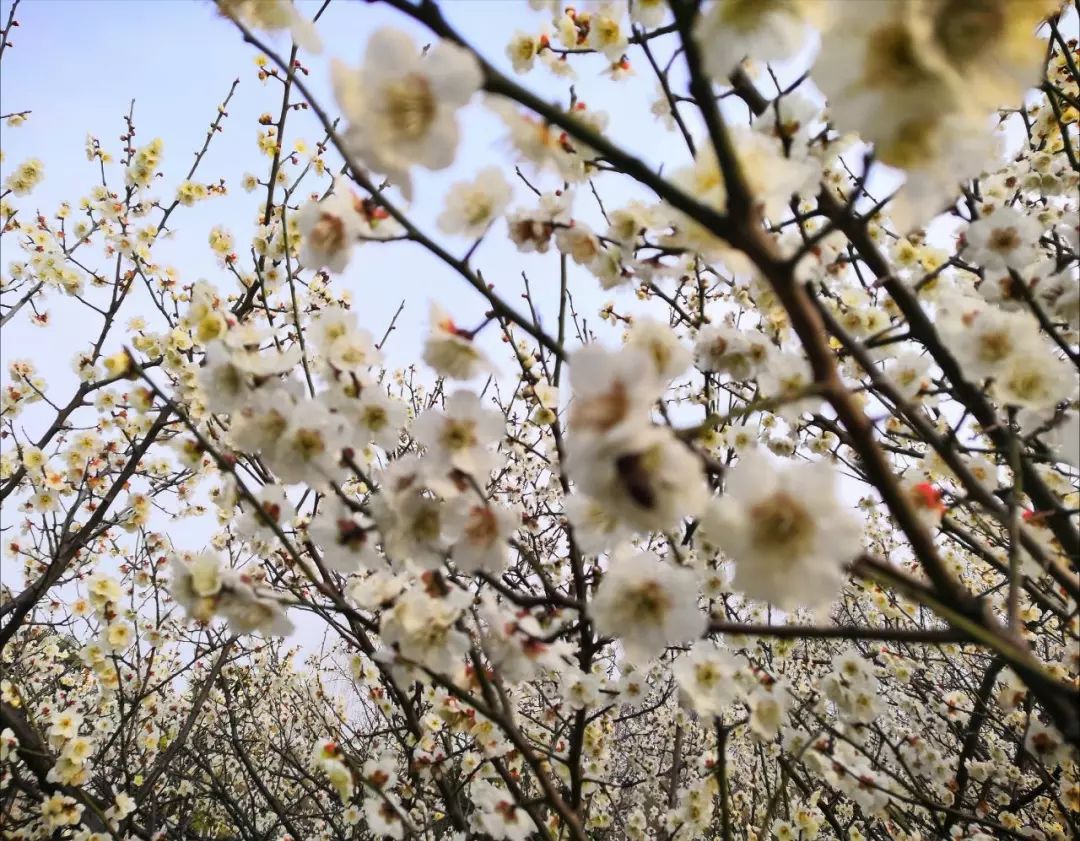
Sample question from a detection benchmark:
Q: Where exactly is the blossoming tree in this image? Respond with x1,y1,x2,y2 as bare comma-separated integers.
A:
1,1,1078,839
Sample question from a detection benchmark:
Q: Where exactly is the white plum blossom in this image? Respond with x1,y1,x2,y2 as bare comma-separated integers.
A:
413,390,504,479
270,399,345,484
478,597,572,682
700,449,863,610
197,342,252,415
560,668,604,710
565,340,708,532
506,190,573,253
372,485,450,571
964,205,1043,273
169,551,293,637
437,166,513,239
471,780,538,840
236,482,292,544
629,0,667,27
327,385,407,451
506,31,540,74
422,303,496,381
757,351,820,420
331,28,482,198
694,0,814,79
749,682,791,741
673,641,740,716
555,221,603,266
591,549,705,664
218,0,322,53
308,496,378,573
348,570,409,610
693,324,772,380
310,307,383,374
379,586,472,672
668,130,817,238
995,351,1076,412
564,493,633,554
296,178,367,273
884,352,933,399
363,797,407,840
443,497,518,574
940,297,1075,410
567,423,709,533
567,343,664,436
1043,412,1080,468
585,3,629,63
625,318,692,383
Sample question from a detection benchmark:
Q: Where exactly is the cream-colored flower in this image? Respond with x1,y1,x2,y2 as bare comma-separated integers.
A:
332,28,482,199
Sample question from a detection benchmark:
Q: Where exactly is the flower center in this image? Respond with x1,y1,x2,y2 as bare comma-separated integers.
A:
694,662,719,687
1003,367,1046,402
630,579,672,622
312,212,346,253
441,419,477,452
933,0,1004,67
977,329,1014,364
987,226,1022,255
294,428,326,459
364,405,388,430
615,443,665,511
464,505,497,546
464,195,494,227
411,504,441,542
722,0,794,29
384,75,437,141
749,491,815,558
866,23,936,90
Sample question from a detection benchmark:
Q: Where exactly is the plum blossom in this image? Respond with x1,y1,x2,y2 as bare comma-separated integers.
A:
567,423,709,533
625,318,692,383
567,343,663,436
693,324,772,380
169,551,293,636
694,0,814,79
443,497,518,574
437,166,513,239
218,0,322,53
332,28,482,198
506,190,573,253
700,450,863,609
470,780,538,840
940,298,1075,411
964,206,1044,273
413,390,505,479
883,352,933,399
422,303,496,380
673,641,740,716
296,178,367,273
591,549,705,664
564,493,633,554
308,496,378,573
478,597,572,682
379,585,472,672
